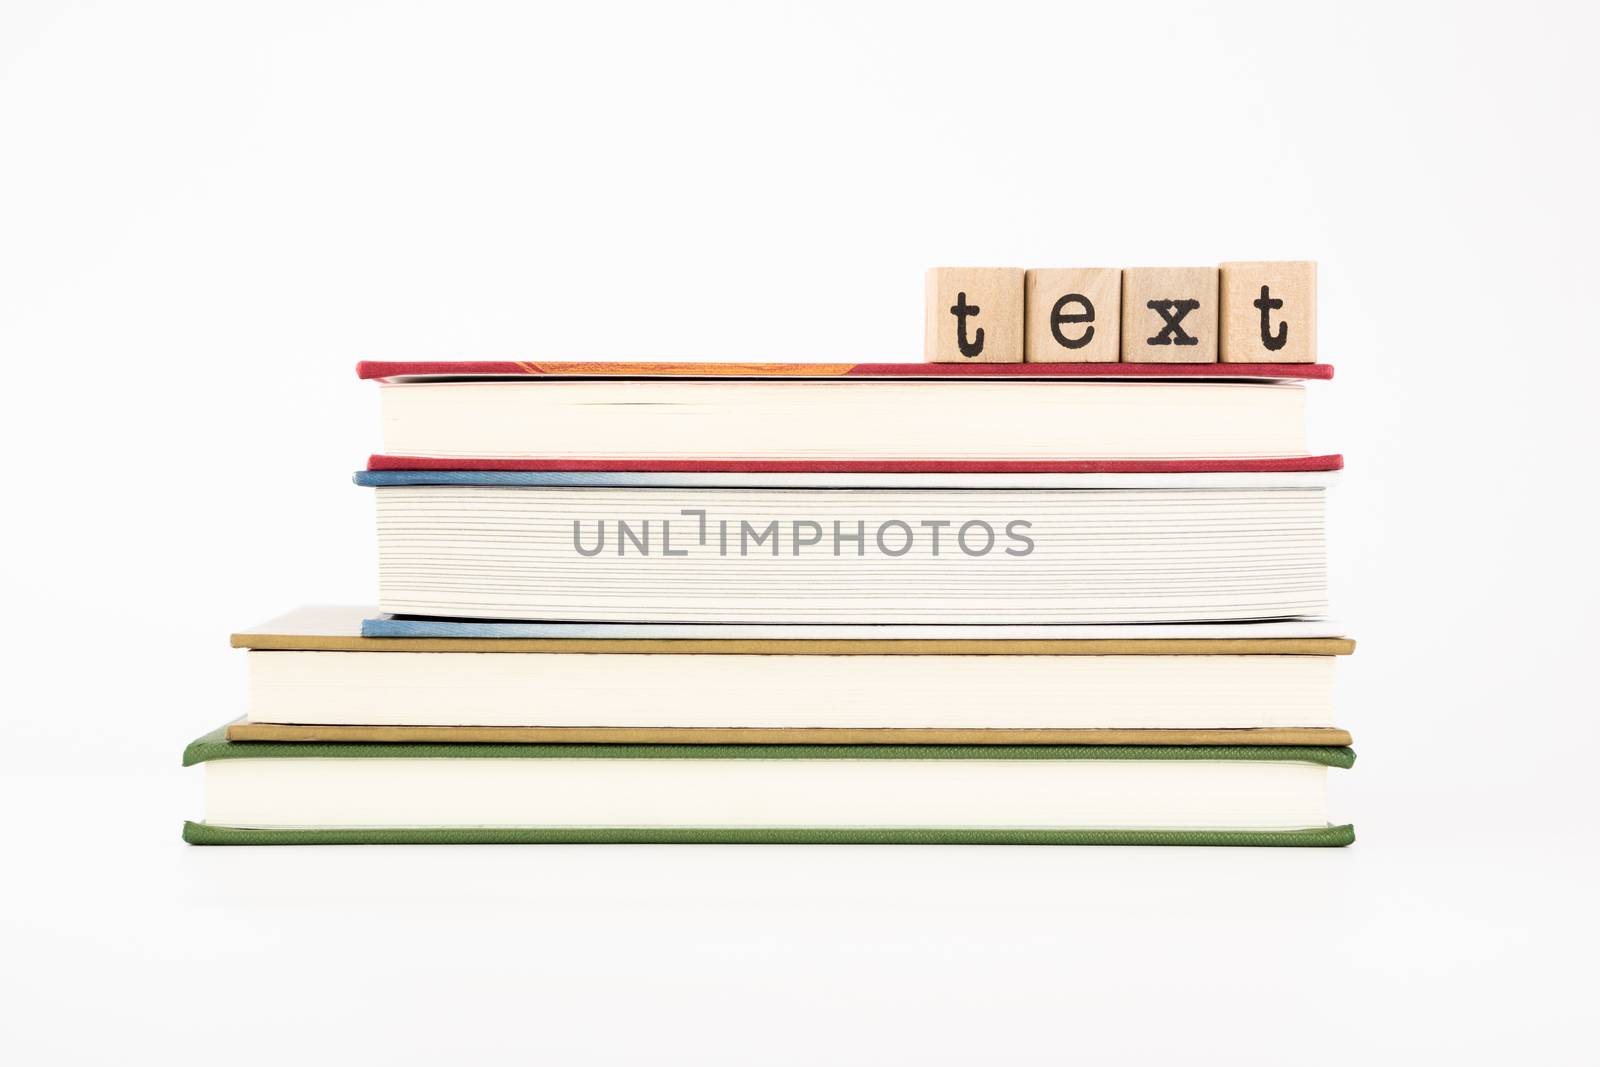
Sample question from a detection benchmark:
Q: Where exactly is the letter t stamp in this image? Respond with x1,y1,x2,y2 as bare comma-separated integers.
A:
924,268,1025,363
1220,261,1317,362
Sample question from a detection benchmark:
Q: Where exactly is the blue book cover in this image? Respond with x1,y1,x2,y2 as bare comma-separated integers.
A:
354,469,1338,489
359,614,1347,640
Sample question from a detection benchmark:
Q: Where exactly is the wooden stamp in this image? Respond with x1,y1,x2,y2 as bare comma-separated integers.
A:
924,268,1025,363
1023,268,1121,362
1220,261,1317,362
1120,267,1219,362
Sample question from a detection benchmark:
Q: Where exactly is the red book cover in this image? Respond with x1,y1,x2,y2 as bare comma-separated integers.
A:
366,455,1344,475
357,360,1334,382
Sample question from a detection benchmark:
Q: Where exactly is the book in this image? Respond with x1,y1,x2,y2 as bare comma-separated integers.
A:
357,360,1332,463
231,607,1353,743
181,726,1356,846
354,470,1330,624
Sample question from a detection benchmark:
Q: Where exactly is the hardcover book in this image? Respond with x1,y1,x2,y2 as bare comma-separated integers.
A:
231,607,1354,745
183,727,1356,847
354,469,1332,624
357,360,1334,464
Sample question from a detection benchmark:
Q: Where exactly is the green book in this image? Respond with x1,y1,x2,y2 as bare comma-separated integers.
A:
183,727,1355,847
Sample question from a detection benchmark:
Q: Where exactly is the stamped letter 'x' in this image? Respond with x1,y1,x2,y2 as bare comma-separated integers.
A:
1146,299,1200,346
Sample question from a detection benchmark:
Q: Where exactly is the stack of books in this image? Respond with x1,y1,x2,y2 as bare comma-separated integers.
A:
184,359,1355,846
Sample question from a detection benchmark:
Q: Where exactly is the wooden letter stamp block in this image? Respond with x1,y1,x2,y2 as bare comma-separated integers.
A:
1023,268,1121,362
1220,261,1317,362
1120,267,1219,362
924,268,1025,363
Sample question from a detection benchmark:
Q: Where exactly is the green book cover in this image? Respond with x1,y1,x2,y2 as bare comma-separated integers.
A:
183,823,1356,847
183,727,1355,847
183,727,1357,768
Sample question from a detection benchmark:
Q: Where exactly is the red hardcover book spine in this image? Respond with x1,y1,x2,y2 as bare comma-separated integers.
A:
357,360,1335,381
366,455,1345,474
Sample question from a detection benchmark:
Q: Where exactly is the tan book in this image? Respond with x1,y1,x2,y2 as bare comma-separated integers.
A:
231,607,1354,739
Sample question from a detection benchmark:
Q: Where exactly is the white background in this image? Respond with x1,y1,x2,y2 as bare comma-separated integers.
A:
3,1,1597,1062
